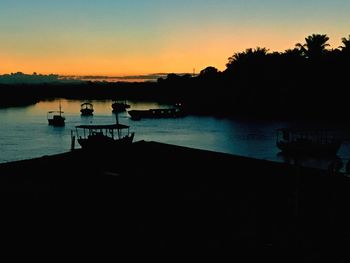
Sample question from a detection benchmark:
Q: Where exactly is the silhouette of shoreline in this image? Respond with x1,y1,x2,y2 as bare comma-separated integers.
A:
1,33,350,121
0,81,158,108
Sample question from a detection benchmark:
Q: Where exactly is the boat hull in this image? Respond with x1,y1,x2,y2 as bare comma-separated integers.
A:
277,141,341,157
80,109,94,116
128,108,185,120
48,116,65,126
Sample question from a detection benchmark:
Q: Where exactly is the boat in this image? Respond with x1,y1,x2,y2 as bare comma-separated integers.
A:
127,104,185,120
80,102,94,116
112,100,130,113
47,101,65,126
75,124,134,150
74,117,134,150
276,128,343,157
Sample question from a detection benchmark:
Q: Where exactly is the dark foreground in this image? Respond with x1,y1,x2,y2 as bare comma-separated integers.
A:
0,141,349,260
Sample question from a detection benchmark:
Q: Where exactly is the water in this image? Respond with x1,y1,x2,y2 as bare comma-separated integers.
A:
1,99,350,171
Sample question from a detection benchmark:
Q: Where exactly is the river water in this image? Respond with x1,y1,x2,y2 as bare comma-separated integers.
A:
1,99,350,171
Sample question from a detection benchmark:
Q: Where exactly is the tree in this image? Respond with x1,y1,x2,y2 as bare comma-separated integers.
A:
295,34,330,59
339,35,350,54
227,47,268,66
225,47,269,73
283,48,303,58
199,66,219,78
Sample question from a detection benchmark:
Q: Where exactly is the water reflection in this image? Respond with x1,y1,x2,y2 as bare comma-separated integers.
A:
0,99,350,172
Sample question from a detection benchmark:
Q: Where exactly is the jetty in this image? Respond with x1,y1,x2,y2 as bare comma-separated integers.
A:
0,141,349,260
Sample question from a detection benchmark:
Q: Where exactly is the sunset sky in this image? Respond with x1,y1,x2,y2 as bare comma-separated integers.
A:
1,0,349,76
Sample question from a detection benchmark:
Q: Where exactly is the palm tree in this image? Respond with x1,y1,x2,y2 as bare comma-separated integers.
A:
283,48,303,57
226,47,269,70
339,35,350,54
296,34,330,59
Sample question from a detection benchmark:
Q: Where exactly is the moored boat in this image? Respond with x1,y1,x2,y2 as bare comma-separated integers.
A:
112,100,130,113
127,105,185,121
80,102,94,116
75,124,134,150
73,114,134,150
276,128,343,157
48,101,65,126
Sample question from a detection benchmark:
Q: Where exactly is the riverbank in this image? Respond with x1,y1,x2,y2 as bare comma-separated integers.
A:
2,81,350,123
0,141,349,260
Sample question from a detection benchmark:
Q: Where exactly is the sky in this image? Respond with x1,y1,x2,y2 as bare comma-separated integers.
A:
1,0,350,76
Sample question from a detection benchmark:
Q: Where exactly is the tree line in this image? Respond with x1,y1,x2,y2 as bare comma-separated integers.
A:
1,33,349,120
157,34,350,120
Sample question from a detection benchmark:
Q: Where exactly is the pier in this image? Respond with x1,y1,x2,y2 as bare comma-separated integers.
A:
0,141,349,260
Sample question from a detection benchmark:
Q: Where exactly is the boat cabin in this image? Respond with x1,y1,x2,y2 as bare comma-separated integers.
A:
76,124,130,139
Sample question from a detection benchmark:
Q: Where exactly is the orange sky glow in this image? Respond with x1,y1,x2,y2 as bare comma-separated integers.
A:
1,1,349,76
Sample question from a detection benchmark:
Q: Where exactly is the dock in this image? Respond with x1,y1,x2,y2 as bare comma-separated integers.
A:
0,141,349,260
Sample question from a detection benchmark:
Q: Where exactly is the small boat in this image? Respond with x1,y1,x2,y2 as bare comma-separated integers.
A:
80,102,94,116
276,128,343,157
127,104,185,121
47,101,65,126
74,117,134,150
112,100,130,113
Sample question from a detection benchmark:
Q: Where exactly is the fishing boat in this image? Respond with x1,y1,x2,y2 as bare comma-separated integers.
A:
276,128,343,157
80,102,94,116
112,100,130,113
74,116,134,150
47,101,65,126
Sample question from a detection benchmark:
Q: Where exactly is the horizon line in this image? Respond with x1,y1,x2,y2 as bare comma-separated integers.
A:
0,72,194,78
0,71,198,84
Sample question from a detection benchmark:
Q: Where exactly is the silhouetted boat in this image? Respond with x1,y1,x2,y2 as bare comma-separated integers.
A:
276,128,342,157
47,101,65,126
74,115,134,150
80,102,94,116
75,124,134,149
128,105,185,121
112,100,130,113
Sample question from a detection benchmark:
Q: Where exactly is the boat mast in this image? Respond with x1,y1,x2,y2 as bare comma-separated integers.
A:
59,100,62,116
116,113,121,139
